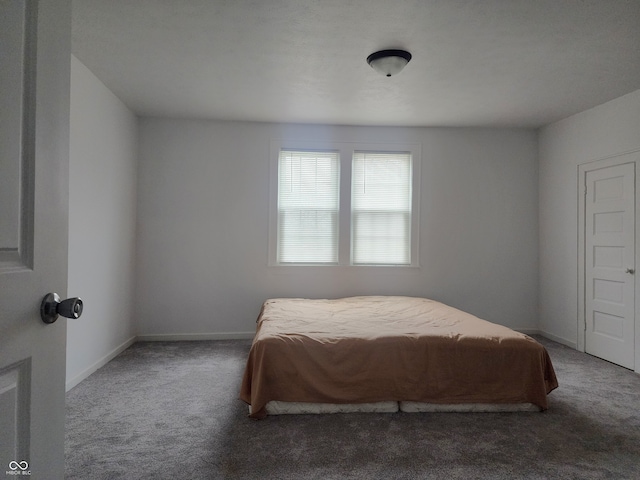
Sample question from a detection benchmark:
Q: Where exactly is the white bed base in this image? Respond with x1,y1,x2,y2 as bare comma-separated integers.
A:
250,401,541,416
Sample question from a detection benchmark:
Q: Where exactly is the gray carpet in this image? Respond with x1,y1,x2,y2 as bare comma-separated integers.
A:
65,337,640,479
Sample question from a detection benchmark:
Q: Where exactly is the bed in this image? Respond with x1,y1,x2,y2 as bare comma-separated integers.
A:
240,296,558,419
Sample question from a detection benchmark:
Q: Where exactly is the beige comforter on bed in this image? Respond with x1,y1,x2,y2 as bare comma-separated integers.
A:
240,296,558,419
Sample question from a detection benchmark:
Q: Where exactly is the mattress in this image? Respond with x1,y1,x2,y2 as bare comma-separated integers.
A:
254,400,541,415
252,401,400,415
240,296,558,419
249,400,540,416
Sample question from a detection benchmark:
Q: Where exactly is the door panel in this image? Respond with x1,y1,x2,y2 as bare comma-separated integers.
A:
0,0,35,272
0,360,30,467
0,1,71,478
585,163,635,369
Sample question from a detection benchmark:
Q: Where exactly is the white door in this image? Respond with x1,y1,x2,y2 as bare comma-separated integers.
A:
0,1,71,478
584,162,635,369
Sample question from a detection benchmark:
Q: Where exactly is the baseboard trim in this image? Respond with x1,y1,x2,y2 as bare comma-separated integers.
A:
514,329,579,350
136,332,255,342
515,328,540,336
65,336,137,392
536,330,577,349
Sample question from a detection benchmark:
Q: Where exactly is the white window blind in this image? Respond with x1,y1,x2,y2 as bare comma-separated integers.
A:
351,151,412,265
277,149,340,264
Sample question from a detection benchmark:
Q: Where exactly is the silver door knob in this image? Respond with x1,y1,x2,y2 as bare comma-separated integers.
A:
40,293,83,324
625,268,635,275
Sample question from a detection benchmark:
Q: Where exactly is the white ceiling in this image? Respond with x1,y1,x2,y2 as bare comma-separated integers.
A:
71,0,640,128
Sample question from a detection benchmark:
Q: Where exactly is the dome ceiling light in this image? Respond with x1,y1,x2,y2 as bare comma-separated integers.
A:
366,49,412,77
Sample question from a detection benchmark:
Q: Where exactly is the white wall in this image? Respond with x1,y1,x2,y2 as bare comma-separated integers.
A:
66,56,138,389
539,89,640,347
136,120,539,338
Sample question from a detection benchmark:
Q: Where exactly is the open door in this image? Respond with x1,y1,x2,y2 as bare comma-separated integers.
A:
0,1,71,478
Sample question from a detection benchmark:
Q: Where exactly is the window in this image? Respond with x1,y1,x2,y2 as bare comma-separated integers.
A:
277,150,339,264
270,141,420,266
352,152,412,265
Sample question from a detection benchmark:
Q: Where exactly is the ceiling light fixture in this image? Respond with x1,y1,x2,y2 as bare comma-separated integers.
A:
366,49,412,77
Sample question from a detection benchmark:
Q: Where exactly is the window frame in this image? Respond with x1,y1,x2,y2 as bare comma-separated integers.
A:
268,140,421,267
